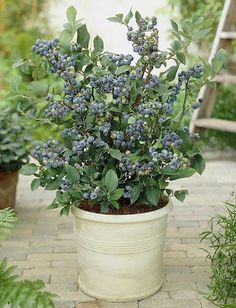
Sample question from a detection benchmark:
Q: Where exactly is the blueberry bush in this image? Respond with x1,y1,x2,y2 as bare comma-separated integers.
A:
20,7,227,214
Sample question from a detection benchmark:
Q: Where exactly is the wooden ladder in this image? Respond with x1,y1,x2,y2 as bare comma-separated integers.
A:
190,0,236,134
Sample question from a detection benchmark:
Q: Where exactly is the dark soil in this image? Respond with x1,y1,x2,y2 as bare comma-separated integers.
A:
79,196,169,215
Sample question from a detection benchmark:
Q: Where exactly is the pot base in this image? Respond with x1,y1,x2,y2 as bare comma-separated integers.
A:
78,276,163,302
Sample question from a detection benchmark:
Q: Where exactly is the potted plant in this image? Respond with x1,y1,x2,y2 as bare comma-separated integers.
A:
20,6,227,302
0,105,30,209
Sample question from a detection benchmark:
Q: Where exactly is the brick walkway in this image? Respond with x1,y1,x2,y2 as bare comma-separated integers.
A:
1,160,236,308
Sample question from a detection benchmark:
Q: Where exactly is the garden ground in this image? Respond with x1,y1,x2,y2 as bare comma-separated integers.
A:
1,156,236,308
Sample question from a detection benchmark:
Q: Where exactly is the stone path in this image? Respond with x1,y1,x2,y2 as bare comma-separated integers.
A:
1,160,236,308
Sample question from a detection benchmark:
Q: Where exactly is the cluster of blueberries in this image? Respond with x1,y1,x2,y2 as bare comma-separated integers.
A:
107,53,134,66
162,131,183,148
119,155,154,176
129,67,143,80
111,131,135,149
99,122,111,136
145,75,160,89
126,16,159,59
162,64,203,116
72,136,107,156
89,75,129,101
126,119,146,141
62,127,80,137
32,39,78,81
32,140,69,168
83,187,100,200
45,97,70,119
89,101,105,115
149,148,185,170
123,185,132,199
111,119,146,150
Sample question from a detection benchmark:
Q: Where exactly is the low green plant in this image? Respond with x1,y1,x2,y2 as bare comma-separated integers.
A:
0,207,18,241
200,191,236,307
19,7,227,215
0,208,56,307
0,104,30,172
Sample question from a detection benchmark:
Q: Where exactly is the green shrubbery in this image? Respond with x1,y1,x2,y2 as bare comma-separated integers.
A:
168,0,236,151
201,191,236,307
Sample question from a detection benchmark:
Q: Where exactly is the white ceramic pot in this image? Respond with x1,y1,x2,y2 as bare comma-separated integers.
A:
72,199,173,302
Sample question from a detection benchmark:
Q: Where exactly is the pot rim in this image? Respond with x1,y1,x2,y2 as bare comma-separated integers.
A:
71,198,173,223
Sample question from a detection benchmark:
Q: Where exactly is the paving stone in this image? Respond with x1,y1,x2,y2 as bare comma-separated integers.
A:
163,265,191,273
97,302,138,308
54,302,75,308
27,253,77,262
163,251,187,258
166,272,207,282
76,303,100,308
76,289,96,303
139,298,202,308
10,260,51,269
169,289,202,299
163,257,209,266
162,281,197,291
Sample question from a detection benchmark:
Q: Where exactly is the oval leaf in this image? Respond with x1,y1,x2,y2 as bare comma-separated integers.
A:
105,169,118,192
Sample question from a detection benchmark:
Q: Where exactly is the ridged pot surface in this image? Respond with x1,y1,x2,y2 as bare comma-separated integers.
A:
72,199,173,302
0,171,18,210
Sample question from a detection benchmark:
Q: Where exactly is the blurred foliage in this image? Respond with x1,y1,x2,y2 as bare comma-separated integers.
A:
0,0,55,143
168,0,236,151
200,191,236,306
168,0,224,52
203,85,236,150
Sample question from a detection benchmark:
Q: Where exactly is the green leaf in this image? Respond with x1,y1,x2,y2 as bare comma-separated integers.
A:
171,40,181,51
131,184,142,204
59,30,72,47
130,81,139,104
110,188,124,201
20,163,38,176
31,178,40,191
110,149,122,161
10,75,22,93
93,35,104,53
192,28,211,40
211,48,227,74
107,14,123,24
170,19,178,32
77,24,90,48
60,206,70,216
105,169,118,192
68,190,82,199
66,5,77,23
135,11,141,24
163,167,196,180
176,52,186,65
31,80,48,97
146,187,160,205
174,190,188,202
110,200,119,209
45,175,64,190
166,65,179,81
115,65,131,75
66,165,80,184
190,154,205,175
124,9,133,24
101,202,109,213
